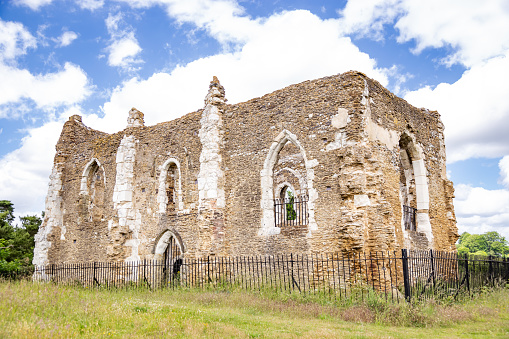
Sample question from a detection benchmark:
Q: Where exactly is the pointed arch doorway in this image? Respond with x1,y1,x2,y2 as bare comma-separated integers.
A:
154,230,184,286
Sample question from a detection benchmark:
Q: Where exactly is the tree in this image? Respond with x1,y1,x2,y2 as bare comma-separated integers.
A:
0,200,15,240
0,200,42,273
286,190,297,221
457,231,509,257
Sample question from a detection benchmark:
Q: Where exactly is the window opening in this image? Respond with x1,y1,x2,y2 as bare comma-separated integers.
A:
82,160,105,222
274,186,308,227
403,205,416,231
165,164,177,214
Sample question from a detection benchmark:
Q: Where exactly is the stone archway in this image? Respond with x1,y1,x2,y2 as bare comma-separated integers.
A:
398,131,433,247
153,229,185,284
153,229,185,260
157,158,183,214
259,129,318,236
79,158,106,222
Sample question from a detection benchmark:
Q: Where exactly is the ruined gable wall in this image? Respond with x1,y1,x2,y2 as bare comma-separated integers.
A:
42,116,118,264
44,110,205,264
221,71,457,256
125,112,203,260
364,77,458,251
38,71,458,265
221,72,372,256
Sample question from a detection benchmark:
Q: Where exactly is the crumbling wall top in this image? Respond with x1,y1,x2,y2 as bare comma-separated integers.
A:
204,76,226,106
127,107,145,128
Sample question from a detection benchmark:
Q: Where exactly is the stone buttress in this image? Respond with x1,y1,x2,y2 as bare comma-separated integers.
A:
196,76,227,256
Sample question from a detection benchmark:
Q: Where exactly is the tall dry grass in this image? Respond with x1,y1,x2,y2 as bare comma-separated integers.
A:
0,279,507,338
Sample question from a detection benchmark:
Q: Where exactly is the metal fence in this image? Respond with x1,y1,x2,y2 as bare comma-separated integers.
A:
29,250,509,302
274,195,308,227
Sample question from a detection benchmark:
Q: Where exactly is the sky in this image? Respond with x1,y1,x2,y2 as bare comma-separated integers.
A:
0,0,509,240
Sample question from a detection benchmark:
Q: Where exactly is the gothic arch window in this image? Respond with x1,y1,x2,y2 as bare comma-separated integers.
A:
80,158,106,222
399,136,416,230
157,158,182,214
398,131,433,245
259,130,317,236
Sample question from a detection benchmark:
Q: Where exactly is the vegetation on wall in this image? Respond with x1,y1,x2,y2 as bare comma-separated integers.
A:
456,231,509,257
0,200,41,273
285,191,297,221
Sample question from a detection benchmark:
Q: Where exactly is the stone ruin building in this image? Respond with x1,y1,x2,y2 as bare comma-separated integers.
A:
33,71,459,267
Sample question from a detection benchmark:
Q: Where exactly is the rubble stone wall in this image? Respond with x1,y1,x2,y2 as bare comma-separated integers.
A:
34,71,458,265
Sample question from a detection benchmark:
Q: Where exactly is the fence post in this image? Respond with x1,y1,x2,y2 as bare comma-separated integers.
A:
401,249,411,302
429,249,435,290
464,253,470,294
488,255,494,286
207,256,212,284
93,261,97,287
504,257,509,282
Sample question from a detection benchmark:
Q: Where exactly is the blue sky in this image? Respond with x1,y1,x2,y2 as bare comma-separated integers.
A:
1,0,509,239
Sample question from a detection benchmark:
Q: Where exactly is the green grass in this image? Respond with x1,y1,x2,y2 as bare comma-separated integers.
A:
0,280,508,338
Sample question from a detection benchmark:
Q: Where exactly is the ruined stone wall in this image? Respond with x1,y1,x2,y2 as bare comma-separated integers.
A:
34,71,458,265
363,77,458,251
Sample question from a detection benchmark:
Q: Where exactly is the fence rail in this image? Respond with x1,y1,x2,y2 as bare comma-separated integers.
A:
27,250,509,302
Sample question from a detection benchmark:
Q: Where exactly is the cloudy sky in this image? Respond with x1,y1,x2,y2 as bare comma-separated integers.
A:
1,0,509,239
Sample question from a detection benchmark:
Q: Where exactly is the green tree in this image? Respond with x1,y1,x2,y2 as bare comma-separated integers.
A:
457,231,509,257
286,191,297,221
0,200,15,240
457,246,469,256
0,200,42,273
482,231,508,256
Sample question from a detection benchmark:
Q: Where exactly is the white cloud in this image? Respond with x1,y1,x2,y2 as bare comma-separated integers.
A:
339,0,509,68
104,13,143,70
105,12,122,33
454,183,509,239
76,0,104,10
404,52,509,162
15,0,104,11
13,0,53,11
0,120,64,217
57,31,78,47
338,0,401,40
499,156,509,189
0,19,37,61
89,9,386,133
106,34,142,67
394,0,509,67
116,0,258,45
0,20,90,119
0,62,91,117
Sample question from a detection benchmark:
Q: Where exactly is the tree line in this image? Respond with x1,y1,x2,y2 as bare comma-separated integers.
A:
0,200,42,273
457,231,509,257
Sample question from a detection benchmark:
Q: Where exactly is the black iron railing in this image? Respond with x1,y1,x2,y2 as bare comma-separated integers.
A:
403,205,416,231
274,195,308,227
30,250,509,302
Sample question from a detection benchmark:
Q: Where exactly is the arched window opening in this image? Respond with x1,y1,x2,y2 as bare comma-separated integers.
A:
272,141,308,228
398,131,433,248
399,138,416,231
165,163,178,215
157,158,182,215
260,130,317,236
80,159,106,222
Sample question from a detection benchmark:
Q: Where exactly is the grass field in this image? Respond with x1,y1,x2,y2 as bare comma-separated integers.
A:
0,280,508,338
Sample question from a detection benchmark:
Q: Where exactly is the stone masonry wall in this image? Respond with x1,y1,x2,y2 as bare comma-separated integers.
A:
35,71,458,265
